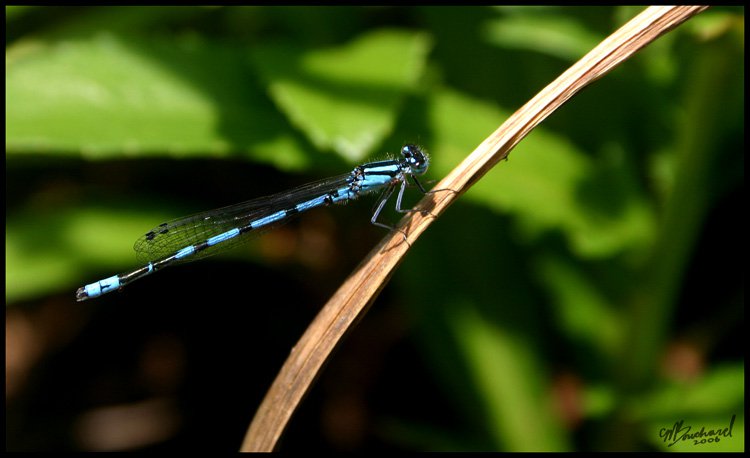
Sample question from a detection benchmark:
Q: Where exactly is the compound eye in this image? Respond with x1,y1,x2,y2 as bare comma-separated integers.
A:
400,144,428,174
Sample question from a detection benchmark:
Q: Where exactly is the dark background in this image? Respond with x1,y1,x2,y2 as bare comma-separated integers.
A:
6,6,744,451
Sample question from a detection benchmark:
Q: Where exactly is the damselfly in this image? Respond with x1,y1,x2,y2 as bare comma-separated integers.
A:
76,144,430,301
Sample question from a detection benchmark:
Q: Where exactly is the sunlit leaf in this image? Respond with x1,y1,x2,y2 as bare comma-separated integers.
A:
427,88,656,258
482,13,604,60
6,33,311,170
251,29,432,161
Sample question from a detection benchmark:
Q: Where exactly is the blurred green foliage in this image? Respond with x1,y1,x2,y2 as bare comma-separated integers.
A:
6,6,744,452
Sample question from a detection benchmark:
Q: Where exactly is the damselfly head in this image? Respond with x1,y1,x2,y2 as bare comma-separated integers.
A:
401,144,429,175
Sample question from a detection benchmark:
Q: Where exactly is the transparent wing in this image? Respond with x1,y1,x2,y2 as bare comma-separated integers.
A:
133,172,354,264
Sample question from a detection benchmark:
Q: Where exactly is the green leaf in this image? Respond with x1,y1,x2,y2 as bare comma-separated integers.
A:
533,255,623,359
451,302,568,451
482,12,604,60
250,29,432,161
630,364,745,420
6,33,311,170
427,88,656,258
632,364,745,449
6,203,178,303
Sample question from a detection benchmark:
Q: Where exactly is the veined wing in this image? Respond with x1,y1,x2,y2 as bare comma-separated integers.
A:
133,172,354,264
